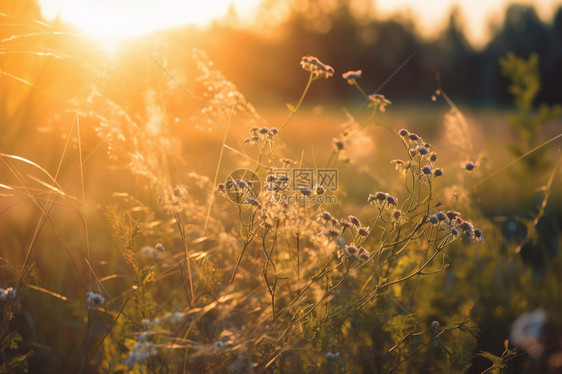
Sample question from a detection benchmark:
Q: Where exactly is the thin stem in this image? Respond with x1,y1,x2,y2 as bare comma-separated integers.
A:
230,238,252,283
353,81,370,100
280,73,314,130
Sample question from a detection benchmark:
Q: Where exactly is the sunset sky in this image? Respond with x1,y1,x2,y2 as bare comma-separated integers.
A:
39,0,562,47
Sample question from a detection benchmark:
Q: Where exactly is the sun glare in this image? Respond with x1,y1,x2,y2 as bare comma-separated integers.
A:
39,0,261,40
39,0,561,46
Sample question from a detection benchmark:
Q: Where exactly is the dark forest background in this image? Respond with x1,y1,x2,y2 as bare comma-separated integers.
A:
183,0,562,107
3,0,562,108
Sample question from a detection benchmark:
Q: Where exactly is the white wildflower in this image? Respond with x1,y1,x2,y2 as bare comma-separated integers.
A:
86,291,105,310
0,288,16,301
510,309,547,359
124,341,158,367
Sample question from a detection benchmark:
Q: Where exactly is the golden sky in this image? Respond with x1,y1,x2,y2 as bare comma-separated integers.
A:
39,0,561,46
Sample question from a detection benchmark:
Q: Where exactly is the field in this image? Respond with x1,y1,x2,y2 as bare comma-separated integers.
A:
1,4,562,374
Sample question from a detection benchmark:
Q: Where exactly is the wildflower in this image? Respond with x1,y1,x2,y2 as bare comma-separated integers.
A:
358,227,369,236
325,228,339,238
140,245,161,258
258,127,269,135
160,185,189,212
214,341,227,349
345,245,358,257
434,168,443,177
0,287,16,301
315,185,325,195
459,221,473,232
408,133,420,141
86,291,105,310
339,219,352,229
451,228,459,236
321,212,334,222
399,128,409,137
246,197,262,208
300,55,334,79
446,211,460,221
155,243,165,252
166,311,184,323
349,215,361,227
298,187,311,196
464,161,476,171
334,140,344,151
436,211,447,221
393,209,402,219
342,70,362,84
373,192,387,201
417,146,428,155
216,183,226,193
428,215,439,224
358,247,369,260
431,320,440,329
327,228,339,237
409,149,417,157
386,194,398,205
510,309,547,359
269,127,278,135
325,351,341,359
368,94,391,112
429,152,438,162
124,341,158,367
474,229,484,241
422,166,432,175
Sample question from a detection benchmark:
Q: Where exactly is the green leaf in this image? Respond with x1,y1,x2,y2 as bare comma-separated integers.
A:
478,351,504,368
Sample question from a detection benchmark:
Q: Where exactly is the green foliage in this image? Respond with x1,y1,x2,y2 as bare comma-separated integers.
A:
499,52,562,170
478,340,517,374
500,52,540,112
0,331,32,373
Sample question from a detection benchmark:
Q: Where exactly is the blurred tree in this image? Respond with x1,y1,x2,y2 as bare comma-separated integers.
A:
421,7,477,102
480,5,550,104
541,6,562,105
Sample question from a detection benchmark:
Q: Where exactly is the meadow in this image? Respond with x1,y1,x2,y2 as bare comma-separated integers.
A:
1,3,562,374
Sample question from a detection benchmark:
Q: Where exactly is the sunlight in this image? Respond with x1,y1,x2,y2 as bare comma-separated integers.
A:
38,0,561,46
39,0,261,39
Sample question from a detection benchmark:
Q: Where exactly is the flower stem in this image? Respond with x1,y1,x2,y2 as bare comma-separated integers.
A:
280,72,314,130
353,80,370,100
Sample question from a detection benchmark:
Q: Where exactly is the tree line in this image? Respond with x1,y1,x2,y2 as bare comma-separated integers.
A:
190,1,562,107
